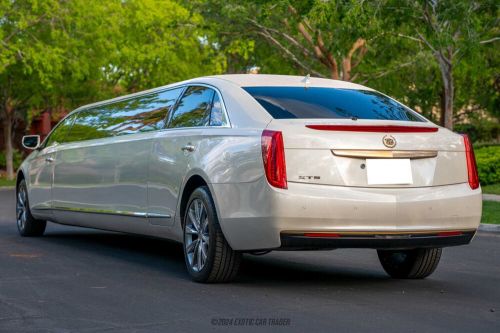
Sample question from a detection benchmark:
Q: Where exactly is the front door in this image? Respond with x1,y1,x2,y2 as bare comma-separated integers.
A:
27,114,76,219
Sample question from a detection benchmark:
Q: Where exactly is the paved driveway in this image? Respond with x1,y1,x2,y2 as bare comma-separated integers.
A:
0,189,499,332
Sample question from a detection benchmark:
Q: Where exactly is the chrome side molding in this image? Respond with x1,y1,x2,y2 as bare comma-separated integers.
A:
51,206,171,219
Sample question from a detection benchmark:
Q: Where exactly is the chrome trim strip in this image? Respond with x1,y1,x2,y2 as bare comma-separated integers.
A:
332,150,438,159
51,206,171,218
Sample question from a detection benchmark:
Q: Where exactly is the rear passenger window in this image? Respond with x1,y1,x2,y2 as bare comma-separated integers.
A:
169,86,215,128
209,94,228,126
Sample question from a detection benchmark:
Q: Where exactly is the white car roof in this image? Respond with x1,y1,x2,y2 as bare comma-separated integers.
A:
206,74,373,90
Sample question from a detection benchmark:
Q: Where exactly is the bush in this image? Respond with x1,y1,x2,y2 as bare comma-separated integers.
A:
454,122,499,144
0,149,23,171
475,145,500,186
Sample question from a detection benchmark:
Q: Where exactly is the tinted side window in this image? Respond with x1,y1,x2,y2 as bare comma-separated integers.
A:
65,88,184,143
66,108,112,142
209,94,228,126
101,88,183,135
169,86,215,128
45,114,77,147
243,87,425,122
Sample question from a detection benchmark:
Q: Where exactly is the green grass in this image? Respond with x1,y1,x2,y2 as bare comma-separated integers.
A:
482,183,500,195
0,177,16,187
482,201,500,225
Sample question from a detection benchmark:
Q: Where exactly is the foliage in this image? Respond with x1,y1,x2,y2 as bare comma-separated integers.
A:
0,149,22,170
455,121,499,144
475,145,500,186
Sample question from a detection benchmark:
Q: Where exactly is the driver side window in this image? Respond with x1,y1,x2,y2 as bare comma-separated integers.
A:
44,114,77,148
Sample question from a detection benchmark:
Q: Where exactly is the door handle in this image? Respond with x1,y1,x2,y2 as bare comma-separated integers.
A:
181,144,196,152
45,157,54,163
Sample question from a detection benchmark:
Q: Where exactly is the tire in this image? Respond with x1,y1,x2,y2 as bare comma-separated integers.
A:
182,186,241,283
377,248,442,279
16,179,47,237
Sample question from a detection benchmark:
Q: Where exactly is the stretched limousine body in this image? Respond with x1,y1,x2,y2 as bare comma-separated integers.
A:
17,75,481,282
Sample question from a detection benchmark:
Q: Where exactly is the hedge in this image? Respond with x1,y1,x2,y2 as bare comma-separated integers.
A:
475,145,500,186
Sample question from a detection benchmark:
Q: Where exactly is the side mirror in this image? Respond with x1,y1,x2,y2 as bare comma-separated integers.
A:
22,135,41,150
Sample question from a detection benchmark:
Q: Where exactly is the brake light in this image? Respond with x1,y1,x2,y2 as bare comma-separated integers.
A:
261,130,287,189
461,134,480,190
305,125,439,133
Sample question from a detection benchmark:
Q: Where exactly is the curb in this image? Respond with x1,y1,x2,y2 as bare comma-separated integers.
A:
0,186,14,191
483,194,500,202
478,223,500,233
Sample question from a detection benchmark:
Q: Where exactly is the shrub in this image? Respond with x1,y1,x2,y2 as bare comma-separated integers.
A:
0,149,24,171
475,145,500,186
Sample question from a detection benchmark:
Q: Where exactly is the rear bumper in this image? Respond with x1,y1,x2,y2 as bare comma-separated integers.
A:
211,179,482,251
280,230,476,250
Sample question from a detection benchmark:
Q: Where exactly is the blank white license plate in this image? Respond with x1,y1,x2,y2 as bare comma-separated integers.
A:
366,159,413,185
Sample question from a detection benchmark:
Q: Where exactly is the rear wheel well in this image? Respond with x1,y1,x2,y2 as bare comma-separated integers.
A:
180,175,208,225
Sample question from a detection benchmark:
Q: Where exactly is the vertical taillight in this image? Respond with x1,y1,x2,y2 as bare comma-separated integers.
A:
261,130,287,189
462,134,480,190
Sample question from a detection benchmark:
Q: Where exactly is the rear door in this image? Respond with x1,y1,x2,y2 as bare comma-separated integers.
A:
148,85,225,225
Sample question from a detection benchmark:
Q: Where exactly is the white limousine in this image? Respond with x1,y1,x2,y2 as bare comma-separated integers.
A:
17,75,481,282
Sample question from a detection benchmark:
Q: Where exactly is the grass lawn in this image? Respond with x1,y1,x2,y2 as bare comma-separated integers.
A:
0,177,16,187
482,183,500,195
482,201,500,225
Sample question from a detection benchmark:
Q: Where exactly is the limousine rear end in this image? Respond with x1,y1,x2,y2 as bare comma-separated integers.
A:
17,74,482,283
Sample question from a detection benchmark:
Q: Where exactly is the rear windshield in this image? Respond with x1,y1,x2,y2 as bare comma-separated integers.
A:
243,86,425,122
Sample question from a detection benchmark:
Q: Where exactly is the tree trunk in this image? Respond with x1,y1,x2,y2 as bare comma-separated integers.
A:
437,55,454,130
2,112,14,180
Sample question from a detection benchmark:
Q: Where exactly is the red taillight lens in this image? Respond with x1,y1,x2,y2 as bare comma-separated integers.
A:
261,130,287,189
462,134,480,190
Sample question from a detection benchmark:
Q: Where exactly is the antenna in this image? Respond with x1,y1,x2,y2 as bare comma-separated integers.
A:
303,74,310,89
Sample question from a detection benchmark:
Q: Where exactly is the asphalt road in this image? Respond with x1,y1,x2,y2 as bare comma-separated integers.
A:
0,188,499,333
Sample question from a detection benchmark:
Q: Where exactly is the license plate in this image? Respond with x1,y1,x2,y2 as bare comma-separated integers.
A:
366,159,413,185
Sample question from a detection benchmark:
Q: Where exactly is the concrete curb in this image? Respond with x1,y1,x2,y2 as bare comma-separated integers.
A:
479,223,500,233
0,186,14,191
483,194,500,202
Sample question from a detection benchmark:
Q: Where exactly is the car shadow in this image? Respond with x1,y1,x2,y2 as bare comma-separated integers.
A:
38,226,402,288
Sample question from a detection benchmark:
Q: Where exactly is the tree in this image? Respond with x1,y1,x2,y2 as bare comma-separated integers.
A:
0,0,226,180
0,0,65,180
201,0,384,80
389,0,499,129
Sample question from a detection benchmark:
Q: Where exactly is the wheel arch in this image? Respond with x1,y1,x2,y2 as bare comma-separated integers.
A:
176,171,226,235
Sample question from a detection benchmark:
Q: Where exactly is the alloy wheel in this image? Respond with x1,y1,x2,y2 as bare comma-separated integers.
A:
184,198,210,272
16,185,27,231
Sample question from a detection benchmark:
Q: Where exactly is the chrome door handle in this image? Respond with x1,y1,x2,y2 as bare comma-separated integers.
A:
181,144,195,152
45,157,54,163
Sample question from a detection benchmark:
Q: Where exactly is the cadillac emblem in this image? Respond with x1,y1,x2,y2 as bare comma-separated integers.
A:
383,135,396,148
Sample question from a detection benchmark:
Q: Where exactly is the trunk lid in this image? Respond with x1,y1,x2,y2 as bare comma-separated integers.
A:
266,119,468,188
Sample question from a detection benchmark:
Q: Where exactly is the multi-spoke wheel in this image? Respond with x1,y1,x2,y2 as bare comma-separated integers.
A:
183,186,241,283
184,198,210,272
16,179,46,237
